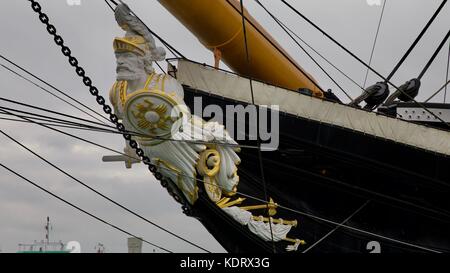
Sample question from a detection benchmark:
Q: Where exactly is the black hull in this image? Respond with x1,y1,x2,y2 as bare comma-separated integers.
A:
181,86,450,253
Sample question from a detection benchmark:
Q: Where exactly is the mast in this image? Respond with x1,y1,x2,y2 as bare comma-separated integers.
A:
158,0,323,98
44,216,51,251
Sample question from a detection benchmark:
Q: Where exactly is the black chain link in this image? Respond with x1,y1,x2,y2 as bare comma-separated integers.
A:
27,0,191,213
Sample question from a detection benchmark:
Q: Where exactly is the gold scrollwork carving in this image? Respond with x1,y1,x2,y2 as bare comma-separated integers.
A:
197,149,222,202
197,149,220,177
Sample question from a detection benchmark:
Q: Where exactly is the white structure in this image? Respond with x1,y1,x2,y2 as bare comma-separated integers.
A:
127,237,143,253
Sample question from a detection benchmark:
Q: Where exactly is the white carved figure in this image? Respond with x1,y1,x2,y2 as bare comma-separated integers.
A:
109,3,240,204
222,206,293,241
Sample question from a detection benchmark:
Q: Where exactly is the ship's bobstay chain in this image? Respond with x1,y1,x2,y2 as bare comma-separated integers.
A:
25,0,293,253
4,97,443,253
25,0,200,244
24,0,446,253
0,116,211,253
26,1,167,174
4,92,446,253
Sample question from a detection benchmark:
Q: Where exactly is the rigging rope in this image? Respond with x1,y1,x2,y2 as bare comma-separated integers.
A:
104,0,168,76
385,0,447,82
254,0,353,102
264,196,442,253
0,110,114,133
105,0,185,59
22,0,450,253
250,2,365,93
19,0,287,252
15,1,450,217
421,31,450,102
279,0,450,128
0,96,263,149
2,106,364,158
239,0,275,252
280,0,389,82
0,63,108,126
24,0,180,187
0,128,211,253
22,0,450,185
362,0,387,88
0,162,172,253
0,97,116,130
424,80,450,103
0,54,110,125
154,61,167,75
0,107,139,160
104,0,169,74
0,107,274,252
225,0,325,95
0,52,271,149
446,40,450,103
0,116,117,133
274,20,364,92
418,29,450,80
302,200,370,253
6,105,446,253
253,155,450,221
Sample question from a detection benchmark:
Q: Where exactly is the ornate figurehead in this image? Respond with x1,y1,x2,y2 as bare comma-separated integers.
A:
110,3,184,121
106,3,304,251
113,3,165,85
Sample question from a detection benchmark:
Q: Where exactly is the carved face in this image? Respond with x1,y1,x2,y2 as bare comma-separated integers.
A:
115,51,146,81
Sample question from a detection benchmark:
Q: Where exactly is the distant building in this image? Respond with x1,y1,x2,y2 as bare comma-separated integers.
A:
127,237,143,253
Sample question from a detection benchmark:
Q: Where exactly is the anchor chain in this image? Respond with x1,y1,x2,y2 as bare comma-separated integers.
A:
26,0,191,214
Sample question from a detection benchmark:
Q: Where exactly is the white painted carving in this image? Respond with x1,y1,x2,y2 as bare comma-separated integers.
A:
222,206,294,244
110,3,240,204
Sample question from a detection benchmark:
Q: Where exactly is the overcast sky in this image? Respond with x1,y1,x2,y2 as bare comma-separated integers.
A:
0,0,449,253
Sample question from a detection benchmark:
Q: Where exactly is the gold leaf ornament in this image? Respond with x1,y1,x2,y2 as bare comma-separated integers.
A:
197,149,222,202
